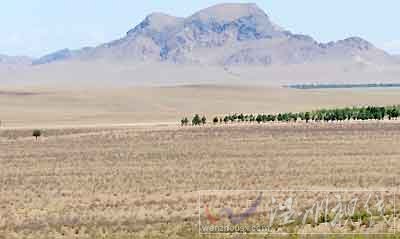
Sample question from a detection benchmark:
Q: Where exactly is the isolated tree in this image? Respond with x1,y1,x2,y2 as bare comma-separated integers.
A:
33,129,41,140
201,115,207,125
192,114,201,126
181,117,189,126
213,116,219,124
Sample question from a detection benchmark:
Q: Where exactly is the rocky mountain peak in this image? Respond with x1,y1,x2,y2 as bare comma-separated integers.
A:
338,37,375,50
188,3,266,23
127,12,184,36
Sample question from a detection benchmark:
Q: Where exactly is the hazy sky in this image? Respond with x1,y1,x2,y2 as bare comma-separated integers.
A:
1,0,399,57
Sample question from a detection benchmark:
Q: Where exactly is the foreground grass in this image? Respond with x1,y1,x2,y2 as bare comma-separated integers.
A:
1,123,399,238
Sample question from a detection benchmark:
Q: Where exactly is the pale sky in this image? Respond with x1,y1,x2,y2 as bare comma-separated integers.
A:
1,0,399,57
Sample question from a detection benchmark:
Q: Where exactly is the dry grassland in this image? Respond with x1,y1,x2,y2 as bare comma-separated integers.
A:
3,86,400,128
1,122,400,238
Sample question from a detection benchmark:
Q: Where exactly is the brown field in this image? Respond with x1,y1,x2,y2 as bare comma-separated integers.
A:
1,122,400,238
3,85,400,128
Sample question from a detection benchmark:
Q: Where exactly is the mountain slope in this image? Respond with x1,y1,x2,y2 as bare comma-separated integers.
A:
32,3,396,67
0,54,32,65
0,54,33,72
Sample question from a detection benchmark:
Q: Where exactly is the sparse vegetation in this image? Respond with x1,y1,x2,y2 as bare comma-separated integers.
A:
1,124,399,238
213,116,219,124
286,83,400,89
32,129,41,140
181,117,189,126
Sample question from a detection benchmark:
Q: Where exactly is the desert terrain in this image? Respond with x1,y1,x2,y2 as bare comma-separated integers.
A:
3,85,400,128
2,74,400,239
1,121,400,238
1,2,400,238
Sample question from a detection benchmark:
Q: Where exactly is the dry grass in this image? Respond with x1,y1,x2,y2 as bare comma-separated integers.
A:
1,122,400,238
3,86,400,128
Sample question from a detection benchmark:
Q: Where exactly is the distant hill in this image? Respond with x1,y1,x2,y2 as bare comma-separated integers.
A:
29,3,396,67
0,54,32,72
0,54,32,65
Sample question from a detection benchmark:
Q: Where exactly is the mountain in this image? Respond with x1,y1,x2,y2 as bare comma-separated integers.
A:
0,54,33,72
395,54,400,62
32,49,73,65
33,3,396,67
0,54,32,65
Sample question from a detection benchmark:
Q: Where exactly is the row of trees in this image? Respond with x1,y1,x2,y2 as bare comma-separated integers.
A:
181,105,400,126
181,114,207,126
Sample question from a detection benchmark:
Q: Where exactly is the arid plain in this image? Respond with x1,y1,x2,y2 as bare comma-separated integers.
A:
1,86,400,238
1,121,400,238
2,2,400,238
3,85,400,128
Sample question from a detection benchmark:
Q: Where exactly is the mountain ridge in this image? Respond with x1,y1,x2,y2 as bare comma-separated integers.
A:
2,3,398,67
0,54,32,65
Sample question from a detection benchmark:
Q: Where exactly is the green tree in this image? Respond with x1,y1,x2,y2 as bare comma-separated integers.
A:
388,107,400,120
281,113,290,122
266,114,276,122
249,114,255,122
305,112,311,123
181,117,189,126
238,113,245,122
223,116,229,124
201,115,207,125
256,114,263,124
299,112,306,121
192,114,201,126
289,113,298,122
213,116,219,124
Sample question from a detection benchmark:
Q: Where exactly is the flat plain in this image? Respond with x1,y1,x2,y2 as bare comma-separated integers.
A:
3,85,400,128
1,121,400,238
